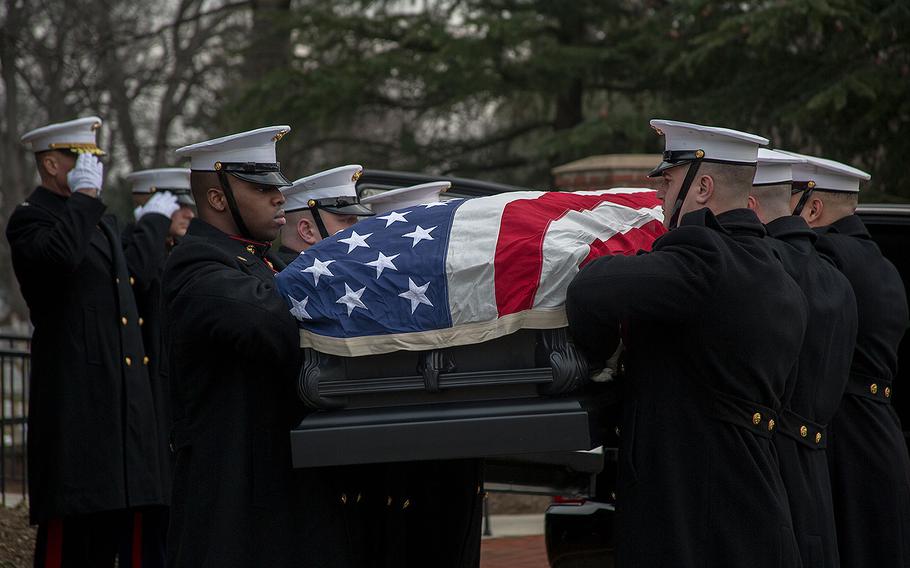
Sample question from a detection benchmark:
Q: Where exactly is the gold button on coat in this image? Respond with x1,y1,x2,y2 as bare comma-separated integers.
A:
143,356,150,365
870,383,879,395
885,387,892,398
138,317,144,326
125,357,132,366
340,493,347,505
121,316,127,326
815,432,822,444
752,412,762,425
800,425,808,438
129,276,135,286
767,419,775,431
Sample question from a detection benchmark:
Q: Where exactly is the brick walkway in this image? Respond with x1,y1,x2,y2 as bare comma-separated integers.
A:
480,535,548,568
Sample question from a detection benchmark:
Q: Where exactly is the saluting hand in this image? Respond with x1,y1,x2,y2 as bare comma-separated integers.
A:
134,191,180,221
67,153,104,197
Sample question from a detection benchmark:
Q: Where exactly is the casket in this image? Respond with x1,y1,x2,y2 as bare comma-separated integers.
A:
285,174,660,480
290,327,610,468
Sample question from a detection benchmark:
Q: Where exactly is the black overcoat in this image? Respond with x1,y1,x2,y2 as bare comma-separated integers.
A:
765,215,858,568
162,219,356,567
815,214,910,568
6,187,165,523
566,208,806,568
122,216,173,500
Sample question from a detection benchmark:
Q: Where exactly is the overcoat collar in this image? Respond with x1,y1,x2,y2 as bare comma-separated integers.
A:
765,215,818,251
25,186,67,219
816,214,870,239
679,207,767,238
186,219,277,271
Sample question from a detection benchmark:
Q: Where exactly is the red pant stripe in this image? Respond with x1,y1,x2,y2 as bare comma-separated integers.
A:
131,511,143,568
45,519,63,568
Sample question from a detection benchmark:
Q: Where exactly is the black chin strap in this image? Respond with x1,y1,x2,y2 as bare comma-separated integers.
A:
217,171,252,239
668,160,703,229
791,186,815,217
307,204,331,240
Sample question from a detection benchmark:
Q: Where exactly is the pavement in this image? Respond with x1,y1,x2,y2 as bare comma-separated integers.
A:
480,514,548,568
482,514,545,538
481,535,548,568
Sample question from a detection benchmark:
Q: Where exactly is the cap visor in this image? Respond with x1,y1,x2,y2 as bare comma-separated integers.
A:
230,171,291,187
324,203,375,216
648,161,676,177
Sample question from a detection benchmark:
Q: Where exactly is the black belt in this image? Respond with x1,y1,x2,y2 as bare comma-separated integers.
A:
843,372,893,405
711,388,779,439
777,408,827,449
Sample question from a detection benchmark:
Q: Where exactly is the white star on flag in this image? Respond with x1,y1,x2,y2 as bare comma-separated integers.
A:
399,278,433,314
301,258,335,286
377,210,410,227
336,283,368,316
402,225,436,248
365,252,400,278
423,201,450,208
288,295,312,320
338,230,372,254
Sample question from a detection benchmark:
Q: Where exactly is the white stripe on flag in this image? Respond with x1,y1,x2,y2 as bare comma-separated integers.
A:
533,201,663,309
446,191,547,326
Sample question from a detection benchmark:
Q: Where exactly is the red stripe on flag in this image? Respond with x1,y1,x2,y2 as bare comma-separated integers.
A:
494,191,661,317
580,219,667,267
45,519,62,568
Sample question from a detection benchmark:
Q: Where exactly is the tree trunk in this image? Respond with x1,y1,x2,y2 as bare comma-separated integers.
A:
0,0,30,323
244,0,292,83
97,1,144,171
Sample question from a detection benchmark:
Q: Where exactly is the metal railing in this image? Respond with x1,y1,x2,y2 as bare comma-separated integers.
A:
0,334,30,507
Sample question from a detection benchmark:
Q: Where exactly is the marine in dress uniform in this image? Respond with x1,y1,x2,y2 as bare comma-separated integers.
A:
362,180,484,568
121,168,195,565
274,165,374,267
566,120,805,567
748,149,858,568
786,152,910,568
6,117,166,567
163,127,355,567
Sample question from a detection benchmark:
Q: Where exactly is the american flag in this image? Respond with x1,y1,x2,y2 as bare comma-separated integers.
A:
275,188,666,356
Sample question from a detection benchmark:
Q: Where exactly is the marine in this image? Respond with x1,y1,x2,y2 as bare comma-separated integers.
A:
566,119,805,567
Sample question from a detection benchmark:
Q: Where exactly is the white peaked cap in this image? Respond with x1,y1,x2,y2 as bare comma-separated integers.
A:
126,168,194,206
282,165,363,211
648,119,768,176
361,181,451,214
175,125,290,171
753,149,806,186
21,116,105,155
776,150,871,193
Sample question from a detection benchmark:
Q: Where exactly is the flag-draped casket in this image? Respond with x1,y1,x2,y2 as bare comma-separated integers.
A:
276,188,665,466
276,188,665,356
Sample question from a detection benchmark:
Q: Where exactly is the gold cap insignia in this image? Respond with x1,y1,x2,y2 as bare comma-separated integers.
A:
352,170,363,182
49,142,105,156
272,130,288,142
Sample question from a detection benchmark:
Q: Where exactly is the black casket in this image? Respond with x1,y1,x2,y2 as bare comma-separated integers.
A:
290,327,612,475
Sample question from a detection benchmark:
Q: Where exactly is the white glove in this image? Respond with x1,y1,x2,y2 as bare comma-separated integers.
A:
67,153,104,195
134,191,180,221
